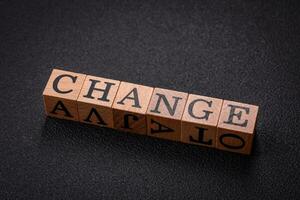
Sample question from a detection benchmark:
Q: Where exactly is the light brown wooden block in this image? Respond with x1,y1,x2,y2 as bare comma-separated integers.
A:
77,75,120,128
146,88,188,141
181,94,223,148
112,82,154,134
216,100,259,154
43,69,86,121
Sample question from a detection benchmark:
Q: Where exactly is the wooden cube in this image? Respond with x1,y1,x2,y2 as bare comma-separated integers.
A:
77,75,120,128
181,94,223,148
216,100,259,155
43,69,86,121
112,82,154,134
146,88,188,141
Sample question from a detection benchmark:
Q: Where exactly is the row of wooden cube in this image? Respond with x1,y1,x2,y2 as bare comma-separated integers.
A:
43,69,259,155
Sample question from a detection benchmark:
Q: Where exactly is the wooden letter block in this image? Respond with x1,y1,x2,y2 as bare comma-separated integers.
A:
146,88,188,141
112,82,154,134
77,75,120,128
216,100,259,154
43,69,86,121
181,94,223,148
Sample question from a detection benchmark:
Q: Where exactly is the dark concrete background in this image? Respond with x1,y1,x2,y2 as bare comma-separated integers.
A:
0,0,299,199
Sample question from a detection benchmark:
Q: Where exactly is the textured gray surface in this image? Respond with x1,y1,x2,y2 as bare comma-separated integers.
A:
0,0,299,199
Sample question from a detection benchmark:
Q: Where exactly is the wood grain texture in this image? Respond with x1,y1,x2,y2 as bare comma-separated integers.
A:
146,88,188,141
77,75,120,128
216,100,259,154
112,82,154,134
181,94,223,148
43,69,86,121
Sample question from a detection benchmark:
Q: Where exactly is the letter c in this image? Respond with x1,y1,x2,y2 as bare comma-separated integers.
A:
53,74,77,94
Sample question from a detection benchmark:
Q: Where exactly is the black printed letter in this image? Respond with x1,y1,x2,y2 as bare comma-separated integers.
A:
150,93,182,116
83,108,107,126
189,127,212,145
223,105,249,127
219,134,245,149
150,119,174,134
188,99,213,120
83,79,115,102
117,88,141,108
122,114,139,129
50,101,73,117
53,74,77,94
